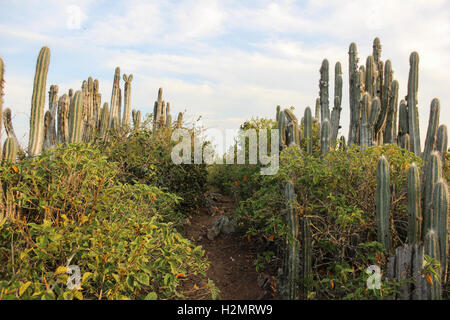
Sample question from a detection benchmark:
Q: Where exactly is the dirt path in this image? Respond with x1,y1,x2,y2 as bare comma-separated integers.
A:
181,191,273,300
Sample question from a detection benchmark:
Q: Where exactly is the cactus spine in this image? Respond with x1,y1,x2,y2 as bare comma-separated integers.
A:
28,46,50,157
422,99,440,164
424,231,441,300
304,106,312,155
319,59,329,122
330,62,342,143
407,52,421,156
320,118,331,155
122,74,133,127
68,91,83,143
376,155,391,252
407,163,421,244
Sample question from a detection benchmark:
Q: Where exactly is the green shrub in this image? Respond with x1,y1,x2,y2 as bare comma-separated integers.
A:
100,121,208,215
0,144,215,300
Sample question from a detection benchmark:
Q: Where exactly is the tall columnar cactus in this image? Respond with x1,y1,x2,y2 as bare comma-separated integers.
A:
161,101,167,127
68,91,84,143
314,98,320,122
132,109,141,129
424,231,441,300
320,118,331,155
376,155,391,252
304,106,312,155
372,37,382,66
365,56,376,98
284,109,300,147
281,181,300,300
422,99,440,164
375,59,393,144
109,67,121,130
330,62,343,144
122,74,133,127
43,85,58,150
408,163,422,244
68,88,74,105
176,112,183,129
369,97,381,145
166,102,172,128
397,100,408,147
276,105,281,123
360,93,379,148
423,151,442,236
93,79,101,129
348,42,359,146
153,88,163,130
319,59,329,122
99,102,109,138
407,52,421,156
2,137,19,163
383,80,399,144
57,94,69,143
3,108,20,144
436,124,448,163
301,217,312,299
432,179,448,281
28,46,50,157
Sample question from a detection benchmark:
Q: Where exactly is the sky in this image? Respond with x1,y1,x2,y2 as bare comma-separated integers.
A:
0,0,449,154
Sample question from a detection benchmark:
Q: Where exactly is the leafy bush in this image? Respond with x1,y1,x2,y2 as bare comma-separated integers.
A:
100,121,208,216
0,144,215,300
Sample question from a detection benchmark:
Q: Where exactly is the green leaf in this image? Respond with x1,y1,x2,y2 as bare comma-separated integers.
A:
135,273,150,286
19,281,32,297
144,292,157,300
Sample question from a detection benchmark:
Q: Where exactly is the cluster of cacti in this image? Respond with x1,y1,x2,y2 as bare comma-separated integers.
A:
152,88,177,130
377,152,448,299
316,58,343,153
0,46,183,166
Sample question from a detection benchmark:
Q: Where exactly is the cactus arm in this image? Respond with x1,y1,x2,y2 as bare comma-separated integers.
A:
376,155,391,252
68,91,83,143
422,99,440,164
319,59,330,122
407,52,421,156
436,124,448,163
304,107,312,155
407,163,422,244
28,46,50,157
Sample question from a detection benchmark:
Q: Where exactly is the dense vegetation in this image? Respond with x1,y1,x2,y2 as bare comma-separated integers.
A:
0,126,214,300
209,116,449,299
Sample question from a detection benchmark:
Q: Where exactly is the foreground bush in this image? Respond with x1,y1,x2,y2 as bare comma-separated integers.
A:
0,144,214,300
